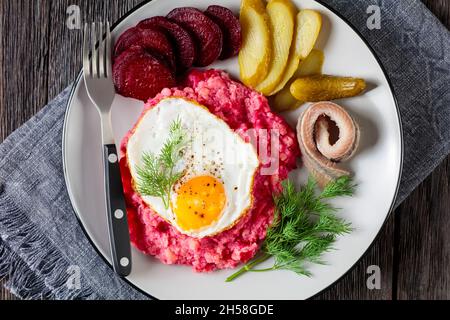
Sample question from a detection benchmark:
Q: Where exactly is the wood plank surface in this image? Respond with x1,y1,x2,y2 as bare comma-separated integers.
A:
393,0,450,301
0,0,52,300
47,0,144,99
395,159,450,299
0,0,51,140
0,0,449,300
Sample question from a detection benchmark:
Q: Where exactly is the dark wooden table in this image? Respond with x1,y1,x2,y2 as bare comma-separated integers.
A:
0,0,449,300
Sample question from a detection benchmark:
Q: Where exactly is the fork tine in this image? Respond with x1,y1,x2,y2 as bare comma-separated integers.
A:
91,22,98,78
98,22,105,77
105,21,112,78
83,23,91,77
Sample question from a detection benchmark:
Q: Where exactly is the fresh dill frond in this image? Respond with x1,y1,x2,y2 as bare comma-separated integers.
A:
135,118,187,209
320,175,356,199
226,176,354,282
159,118,185,168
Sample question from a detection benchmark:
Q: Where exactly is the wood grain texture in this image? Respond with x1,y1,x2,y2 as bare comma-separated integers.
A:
47,0,145,99
0,0,449,300
422,0,450,28
0,0,51,301
395,158,450,299
0,278,15,300
393,0,450,301
0,0,51,140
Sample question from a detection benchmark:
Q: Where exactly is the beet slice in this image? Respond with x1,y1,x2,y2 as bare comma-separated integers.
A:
137,16,196,71
114,26,176,71
205,5,241,59
113,27,141,57
113,47,176,101
167,7,223,67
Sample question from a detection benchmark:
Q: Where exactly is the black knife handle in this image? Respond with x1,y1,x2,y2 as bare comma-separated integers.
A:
103,144,132,277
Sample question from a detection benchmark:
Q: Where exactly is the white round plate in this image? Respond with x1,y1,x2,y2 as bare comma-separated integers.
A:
63,0,402,299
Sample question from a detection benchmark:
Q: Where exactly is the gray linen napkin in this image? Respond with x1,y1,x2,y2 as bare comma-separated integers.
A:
0,0,449,299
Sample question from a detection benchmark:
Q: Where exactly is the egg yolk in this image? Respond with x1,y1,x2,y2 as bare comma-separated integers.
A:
174,176,226,231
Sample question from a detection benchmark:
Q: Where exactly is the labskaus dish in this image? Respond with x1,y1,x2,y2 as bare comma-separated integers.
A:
108,0,369,281
120,69,298,272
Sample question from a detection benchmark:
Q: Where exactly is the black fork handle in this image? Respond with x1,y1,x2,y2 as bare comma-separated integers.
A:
103,143,132,277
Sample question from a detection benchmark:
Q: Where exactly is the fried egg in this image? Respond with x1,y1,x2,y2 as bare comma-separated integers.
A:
126,97,260,238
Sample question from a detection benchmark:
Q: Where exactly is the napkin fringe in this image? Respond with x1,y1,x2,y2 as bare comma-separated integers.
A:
0,243,53,299
0,192,95,299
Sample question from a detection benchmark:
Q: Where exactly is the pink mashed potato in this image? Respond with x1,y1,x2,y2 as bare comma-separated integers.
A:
120,69,300,272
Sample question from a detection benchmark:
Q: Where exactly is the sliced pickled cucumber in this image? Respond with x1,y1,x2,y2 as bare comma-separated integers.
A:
272,87,301,111
269,9,322,95
255,0,297,95
290,75,366,102
292,49,324,78
272,49,324,112
239,0,272,87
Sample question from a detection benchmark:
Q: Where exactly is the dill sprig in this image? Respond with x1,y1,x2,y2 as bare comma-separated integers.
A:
226,176,355,282
135,118,187,209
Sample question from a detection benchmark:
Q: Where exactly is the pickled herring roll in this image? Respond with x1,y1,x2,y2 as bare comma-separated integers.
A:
297,101,360,187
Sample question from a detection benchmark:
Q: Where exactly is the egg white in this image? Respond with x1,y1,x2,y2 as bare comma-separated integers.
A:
126,97,260,238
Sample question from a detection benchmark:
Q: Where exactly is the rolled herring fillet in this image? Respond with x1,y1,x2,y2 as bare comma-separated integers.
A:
297,101,360,187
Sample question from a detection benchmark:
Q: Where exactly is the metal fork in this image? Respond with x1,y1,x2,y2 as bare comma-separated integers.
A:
83,22,132,277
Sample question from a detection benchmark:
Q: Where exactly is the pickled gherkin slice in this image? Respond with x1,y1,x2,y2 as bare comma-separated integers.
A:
290,75,366,102
272,49,324,111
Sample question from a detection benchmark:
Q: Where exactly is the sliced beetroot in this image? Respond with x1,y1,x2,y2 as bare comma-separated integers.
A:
113,47,176,102
167,7,223,67
113,27,141,56
137,16,196,71
114,26,176,71
205,5,241,59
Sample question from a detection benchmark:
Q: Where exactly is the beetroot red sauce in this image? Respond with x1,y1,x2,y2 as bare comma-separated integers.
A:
120,69,300,272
